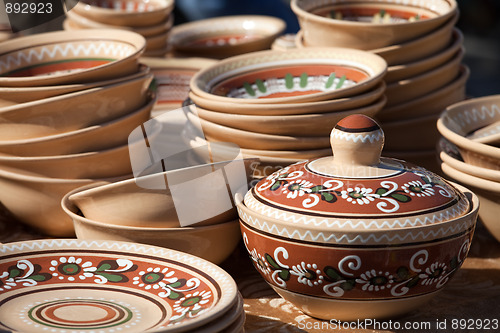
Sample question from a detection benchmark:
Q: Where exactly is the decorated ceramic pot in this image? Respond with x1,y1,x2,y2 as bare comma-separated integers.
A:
236,114,479,320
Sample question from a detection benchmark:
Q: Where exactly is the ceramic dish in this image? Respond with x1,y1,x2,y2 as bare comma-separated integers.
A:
291,0,457,50
188,81,386,116
437,95,500,170
169,15,286,58
237,114,478,320
465,120,500,145
190,47,387,104
190,95,386,137
0,93,155,156
0,73,153,140
0,239,239,332
73,0,174,27
0,29,145,87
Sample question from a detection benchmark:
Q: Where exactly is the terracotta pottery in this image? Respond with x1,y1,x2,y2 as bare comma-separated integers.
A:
169,15,286,58
291,0,457,50
384,149,440,175
236,114,478,320
0,29,145,87
190,48,387,105
0,239,239,332
437,95,500,170
73,0,174,27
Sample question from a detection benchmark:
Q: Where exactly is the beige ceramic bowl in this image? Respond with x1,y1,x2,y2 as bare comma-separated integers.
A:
0,29,145,87
385,47,463,107
0,73,153,140
385,28,463,83
62,184,242,264
191,95,386,137
437,95,500,170
73,0,174,27
0,93,155,156
0,65,150,108
190,47,387,105
188,81,386,116
291,0,457,50
377,65,468,122
169,15,286,58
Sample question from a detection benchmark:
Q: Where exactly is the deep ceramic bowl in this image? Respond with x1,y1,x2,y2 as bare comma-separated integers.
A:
62,184,242,264
73,0,174,27
236,115,478,320
0,29,145,87
169,15,286,58
291,0,457,50
190,47,387,104
437,95,500,170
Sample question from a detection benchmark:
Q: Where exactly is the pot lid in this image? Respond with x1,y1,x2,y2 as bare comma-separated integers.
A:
244,115,470,231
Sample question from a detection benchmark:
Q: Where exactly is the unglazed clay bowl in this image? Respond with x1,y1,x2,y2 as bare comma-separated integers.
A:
377,65,468,122
291,0,457,50
169,15,286,58
67,159,258,228
236,115,478,320
0,65,150,108
0,239,239,332
73,0,174,27
0,93,155,156
190,48,387,104
63,184,242,264
190,95,386,137
437,95,500,170
0,72,153,140
0,29,145,87
188,81,386,116
385,46,463,107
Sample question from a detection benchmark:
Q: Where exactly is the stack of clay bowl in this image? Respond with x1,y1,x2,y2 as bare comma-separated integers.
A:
0,29,155,237
186,47,388,177
437,95,500,243
64,0,174,57
291,0,465,171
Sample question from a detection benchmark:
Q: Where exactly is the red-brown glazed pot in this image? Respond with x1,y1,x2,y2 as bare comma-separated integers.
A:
236,114,479,320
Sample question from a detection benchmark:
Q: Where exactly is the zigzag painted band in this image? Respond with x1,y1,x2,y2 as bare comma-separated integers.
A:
331,128,383,144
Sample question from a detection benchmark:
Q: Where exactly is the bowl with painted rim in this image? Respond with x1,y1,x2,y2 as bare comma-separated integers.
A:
236,114,478,320
189,47,387,105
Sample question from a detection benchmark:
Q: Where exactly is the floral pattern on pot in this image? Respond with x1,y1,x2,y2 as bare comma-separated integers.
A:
241,222,474,300
253,160,466,216
210,65,368,99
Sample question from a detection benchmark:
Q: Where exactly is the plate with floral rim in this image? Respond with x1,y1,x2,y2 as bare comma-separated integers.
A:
0,239,238,333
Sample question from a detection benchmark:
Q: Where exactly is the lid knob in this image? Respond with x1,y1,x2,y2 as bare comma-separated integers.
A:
331,114,384,167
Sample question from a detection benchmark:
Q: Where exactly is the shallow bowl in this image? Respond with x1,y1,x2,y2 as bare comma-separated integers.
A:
0,29,145,87
291,0,457,50
169,15,286,58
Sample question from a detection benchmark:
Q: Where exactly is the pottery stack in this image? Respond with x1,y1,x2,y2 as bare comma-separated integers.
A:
0,29,155,237
436,95,500,243
63,0,175,57
291,0,466,171
185,47,388,177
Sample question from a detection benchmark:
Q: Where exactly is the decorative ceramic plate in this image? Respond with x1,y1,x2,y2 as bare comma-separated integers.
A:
0,239,238,333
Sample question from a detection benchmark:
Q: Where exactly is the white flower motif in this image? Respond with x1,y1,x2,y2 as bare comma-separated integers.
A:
281,179,314,199
401,180,435,197
356,269,394,291
0,271,17,291
419,262,447,286
250,251,271,276
340,187,380,205
48,257,94,281
132,267,176,290
290,262,324,287
172,290,212,315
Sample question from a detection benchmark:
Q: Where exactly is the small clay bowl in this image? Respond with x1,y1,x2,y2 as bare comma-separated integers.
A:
190,47,387,105
291,0,457,50
169,15,286,58
73,0,174,27
0,29,145,87
437,95,500,170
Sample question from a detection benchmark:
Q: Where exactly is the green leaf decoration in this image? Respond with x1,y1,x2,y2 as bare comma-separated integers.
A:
270,180,286,191
171,312,186,323
299,73,308,88
265,253,282,270
285,73,294,89
279,269,290,281
325,73,336,89
96,262,113,272
375,188,387,196
391,193,411,203
380,9,386,17
168,280,184,289
30,274,49,282
8,268,21,279
255,79,266,93
321,192,337,203
324,266,342,282
243,82,255,96
309,185,324,193
340,280,356,291
406,276,420,288
96,272,126,283
335,75,346,89
169,291,181,300
397,266,409,280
